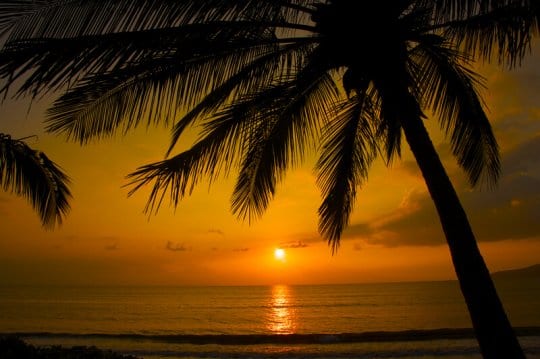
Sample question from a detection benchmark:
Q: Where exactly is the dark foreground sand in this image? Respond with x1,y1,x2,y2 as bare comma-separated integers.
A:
0,336,140,359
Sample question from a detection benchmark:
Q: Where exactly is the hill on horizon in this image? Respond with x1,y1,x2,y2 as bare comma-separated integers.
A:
491,264,540,279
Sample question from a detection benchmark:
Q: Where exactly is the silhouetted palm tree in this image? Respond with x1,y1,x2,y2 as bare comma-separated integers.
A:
0,133,70,228
0,1,537,357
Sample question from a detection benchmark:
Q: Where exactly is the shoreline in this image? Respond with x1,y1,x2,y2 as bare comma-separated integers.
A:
6,326,540,345
4,333,540,359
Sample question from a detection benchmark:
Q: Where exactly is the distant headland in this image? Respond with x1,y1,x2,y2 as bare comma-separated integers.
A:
491,264,540,279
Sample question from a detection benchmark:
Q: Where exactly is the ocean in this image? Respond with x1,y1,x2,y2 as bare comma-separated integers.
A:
0,278,539,358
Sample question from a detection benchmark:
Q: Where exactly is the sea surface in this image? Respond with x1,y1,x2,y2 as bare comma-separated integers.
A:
1,278,539,358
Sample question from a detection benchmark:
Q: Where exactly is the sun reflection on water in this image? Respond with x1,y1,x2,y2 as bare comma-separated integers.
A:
266,285,297,334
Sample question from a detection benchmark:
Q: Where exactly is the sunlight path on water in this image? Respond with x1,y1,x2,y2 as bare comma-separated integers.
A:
266,285,297,334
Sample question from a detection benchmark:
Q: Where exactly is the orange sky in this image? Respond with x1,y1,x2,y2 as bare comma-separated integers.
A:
1,51,539,286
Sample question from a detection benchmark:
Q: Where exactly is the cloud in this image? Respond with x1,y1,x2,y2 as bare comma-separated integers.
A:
344,189,443,247
484,54,540,144
344,136,540,247
287,233,323,245
461,135,540,241
166,241,190,252
280,240,309,249
500,135,540,177
232,247,249,252
208,228,224,236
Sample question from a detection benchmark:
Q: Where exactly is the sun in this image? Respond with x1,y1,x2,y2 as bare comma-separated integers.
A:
274,248,286,261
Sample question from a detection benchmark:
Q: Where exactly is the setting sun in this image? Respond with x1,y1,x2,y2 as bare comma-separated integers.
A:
274,248,286,261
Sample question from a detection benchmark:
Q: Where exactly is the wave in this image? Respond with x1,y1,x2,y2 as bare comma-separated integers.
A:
8,327,540,346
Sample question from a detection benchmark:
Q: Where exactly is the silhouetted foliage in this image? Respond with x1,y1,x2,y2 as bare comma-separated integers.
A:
0,133,71,228
0,336,140,359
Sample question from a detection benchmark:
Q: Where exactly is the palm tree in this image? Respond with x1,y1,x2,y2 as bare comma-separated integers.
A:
0,133,71,228
0,0,537,357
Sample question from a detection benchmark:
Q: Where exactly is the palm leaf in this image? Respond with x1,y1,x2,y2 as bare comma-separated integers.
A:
316,93,378,251
167,39,316,154
0,0,49,38
0,17,315,98
414,37,500,187
0,133,71,228
427,1,540,67
126,95,263,215
231,64,339,221
425,0,522,21
44,38,289,143
0,0,314,41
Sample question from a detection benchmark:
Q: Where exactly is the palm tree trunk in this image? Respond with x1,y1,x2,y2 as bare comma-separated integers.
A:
399,115,525,358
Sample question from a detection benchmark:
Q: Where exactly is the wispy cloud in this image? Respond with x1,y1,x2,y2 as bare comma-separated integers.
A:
208,228,224,236
232,247,249,252
166,241,190,252
287,233,322,245
280,240,309,249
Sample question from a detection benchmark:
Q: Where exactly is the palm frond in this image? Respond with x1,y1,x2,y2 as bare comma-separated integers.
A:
1,0,252,40
316,93,378,252
126,94,262,214
231,64,339,222
194,83,296,221
167,39,316,154
0,32,168,98
127,143,224,215
44,37,293,143
414,37,500,187
430,1,539,67
373,83,403,164
0,0,49,38
424,0,532,22
0,0,315,42
44,59,180,143
0,18,315,98
373,67,427,166
0,133,71,228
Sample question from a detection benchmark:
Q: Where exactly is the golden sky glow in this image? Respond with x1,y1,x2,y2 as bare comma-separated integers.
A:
1,51,540,286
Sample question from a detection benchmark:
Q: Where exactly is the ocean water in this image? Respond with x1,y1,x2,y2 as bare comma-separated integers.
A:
0,278,539,358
